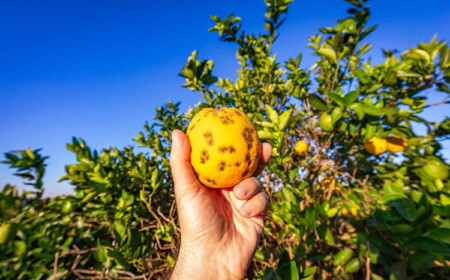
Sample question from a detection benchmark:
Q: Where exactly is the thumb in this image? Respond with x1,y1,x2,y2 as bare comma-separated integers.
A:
170,129,199,194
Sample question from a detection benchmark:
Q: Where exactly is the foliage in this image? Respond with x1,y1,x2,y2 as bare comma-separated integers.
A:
1,0,450,279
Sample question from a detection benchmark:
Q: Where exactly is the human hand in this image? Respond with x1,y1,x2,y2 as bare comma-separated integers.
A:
169,129,272,280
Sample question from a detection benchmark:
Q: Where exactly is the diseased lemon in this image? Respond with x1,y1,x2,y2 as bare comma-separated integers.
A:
386,135,408,153
294,140,308,154
187,107,260,188
364,136,387,155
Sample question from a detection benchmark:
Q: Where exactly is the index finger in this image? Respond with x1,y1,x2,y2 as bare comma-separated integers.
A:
253,142,272,176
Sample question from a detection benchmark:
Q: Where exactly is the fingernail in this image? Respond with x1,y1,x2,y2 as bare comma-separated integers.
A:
172,130,179,147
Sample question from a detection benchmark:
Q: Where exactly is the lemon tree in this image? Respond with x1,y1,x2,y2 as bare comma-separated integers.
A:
1,0,450,279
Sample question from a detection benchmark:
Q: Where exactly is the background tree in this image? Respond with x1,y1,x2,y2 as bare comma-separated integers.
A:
1,0,449,279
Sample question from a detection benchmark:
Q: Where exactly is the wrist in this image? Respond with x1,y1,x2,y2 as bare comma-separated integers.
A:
171,245,245,280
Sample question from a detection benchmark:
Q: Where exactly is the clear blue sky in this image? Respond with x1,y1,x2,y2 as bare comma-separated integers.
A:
1,0,449,197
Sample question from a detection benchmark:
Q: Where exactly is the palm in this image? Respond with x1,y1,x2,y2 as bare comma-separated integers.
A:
177,181,263,272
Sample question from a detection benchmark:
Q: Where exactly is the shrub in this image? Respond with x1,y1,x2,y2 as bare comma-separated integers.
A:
1,0,449,279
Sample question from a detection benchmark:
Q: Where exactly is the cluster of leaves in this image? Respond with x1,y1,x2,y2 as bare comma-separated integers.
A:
1,0,450,279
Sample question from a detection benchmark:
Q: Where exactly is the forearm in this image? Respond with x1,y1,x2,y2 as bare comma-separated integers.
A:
170,246,244,280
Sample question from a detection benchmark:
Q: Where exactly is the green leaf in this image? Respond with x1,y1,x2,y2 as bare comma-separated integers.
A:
151,168,159,188
318,226,335,245
261,121,276,128
384,107,399,116
388,198,417,222
300,266,317,280
281,187,298,205
329,92,345,107
277,250,291,268
425,228,450,244
107,249,130,268
383,180,405,196
345,258,362,273
371,273,384,280
364,123,377,139
363,104,384,116
409,237,450,255
355,69,370,84
90,176,109,184
334,249,353,266
330,107,343,124
13,241,27,256
308,94,328,111
343,91,359,105
277,261,300,280
113,221,126,244
378,194,407,204
407,252,436,274
326,208,338,218
437,83,450,93
258,130,273,140
255,250,265,262
279,109,293,131
439,46,450,66
348,103,365,119
388,224,414,234
166,255,176,265
0,223,17,244
397,70,421,78
265,105,279,124
317,47,337,61
94,247,107,263
261,268,277,280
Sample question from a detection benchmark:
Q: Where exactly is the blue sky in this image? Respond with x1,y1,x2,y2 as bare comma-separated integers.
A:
1,0,449,197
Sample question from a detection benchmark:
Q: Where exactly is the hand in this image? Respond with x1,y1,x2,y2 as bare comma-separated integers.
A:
169,129,272,280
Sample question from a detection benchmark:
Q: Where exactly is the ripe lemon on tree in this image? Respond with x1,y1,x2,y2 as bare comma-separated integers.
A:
186,107,260,188
294,140,308,154
364,136,387,155
386,135,408,153
342,206,358,218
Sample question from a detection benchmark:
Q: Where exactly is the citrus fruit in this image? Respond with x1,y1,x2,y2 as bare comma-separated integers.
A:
319,113,334,131
294,140,308,154
0,223,17,244
364,136,387,155
187,107,260,188
61,200,73,214
423,158,449,180
386,135,408,153
342,208,352,218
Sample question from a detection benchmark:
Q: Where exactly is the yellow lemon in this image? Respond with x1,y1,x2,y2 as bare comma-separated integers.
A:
350,206,358,217
364,136,387,155
187,107,260,188
294,140,308,154
386,135,408,153
342,207,357,218
342,208,352,218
